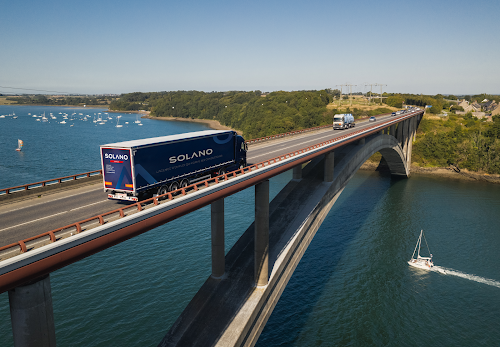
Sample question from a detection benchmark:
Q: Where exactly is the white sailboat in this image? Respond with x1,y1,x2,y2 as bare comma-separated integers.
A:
115,118,123,128
408,230,434,270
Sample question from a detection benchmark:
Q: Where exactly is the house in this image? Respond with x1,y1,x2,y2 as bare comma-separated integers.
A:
471,101,482,112
458,99,474,113
490,104,500,117
482,100,497,112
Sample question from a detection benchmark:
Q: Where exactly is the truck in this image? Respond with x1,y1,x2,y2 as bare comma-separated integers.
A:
333,113,355,130
100,130,247,201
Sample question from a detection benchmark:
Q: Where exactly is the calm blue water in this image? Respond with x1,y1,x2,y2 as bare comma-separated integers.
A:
0,105,209,188
1,106,499,346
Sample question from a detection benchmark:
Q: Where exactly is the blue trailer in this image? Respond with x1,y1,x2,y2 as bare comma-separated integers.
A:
100,130,247,201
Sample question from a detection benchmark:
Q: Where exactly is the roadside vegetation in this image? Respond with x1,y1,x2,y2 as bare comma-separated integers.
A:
413,113,500,174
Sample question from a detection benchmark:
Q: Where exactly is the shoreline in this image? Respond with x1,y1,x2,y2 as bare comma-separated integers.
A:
142,115,242,134
2,103,498,184
360,161,500,184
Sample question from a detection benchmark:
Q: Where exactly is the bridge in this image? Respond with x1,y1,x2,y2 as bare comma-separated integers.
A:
0,109,422,346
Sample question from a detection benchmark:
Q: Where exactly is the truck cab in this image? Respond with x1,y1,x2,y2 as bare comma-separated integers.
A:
333,113,354,130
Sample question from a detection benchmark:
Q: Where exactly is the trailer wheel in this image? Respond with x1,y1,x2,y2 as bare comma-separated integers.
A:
157,186,168,200
218,167,226,176
180,179,189,188
169,181,179,192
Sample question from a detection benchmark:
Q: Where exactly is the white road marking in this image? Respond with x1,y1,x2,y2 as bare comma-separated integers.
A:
0,211,69,232
70,200,108,211
0,186,104,215
247,118,387,160
0,200,109,232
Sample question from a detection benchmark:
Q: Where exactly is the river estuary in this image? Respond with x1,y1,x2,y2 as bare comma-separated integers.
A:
1,106,499,346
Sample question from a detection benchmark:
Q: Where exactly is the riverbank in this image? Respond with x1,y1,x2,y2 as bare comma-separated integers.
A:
142,115,242,134
360,160,500,184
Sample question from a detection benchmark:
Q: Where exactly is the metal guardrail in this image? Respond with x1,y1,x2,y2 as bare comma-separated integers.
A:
0,170,102,196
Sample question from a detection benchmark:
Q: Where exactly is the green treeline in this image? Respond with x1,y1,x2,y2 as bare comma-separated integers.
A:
7,95,115,106
109,90,393,139
111,90,335,139
109,90,500,174
413,114,500,174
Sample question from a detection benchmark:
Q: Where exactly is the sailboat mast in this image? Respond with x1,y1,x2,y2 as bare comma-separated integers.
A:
417,230,423,257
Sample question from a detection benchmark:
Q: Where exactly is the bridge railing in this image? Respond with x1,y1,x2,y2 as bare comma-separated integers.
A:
0,112,420,268
0,170,102,196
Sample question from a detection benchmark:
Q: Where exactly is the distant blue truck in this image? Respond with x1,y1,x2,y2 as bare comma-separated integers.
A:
100,130,247,201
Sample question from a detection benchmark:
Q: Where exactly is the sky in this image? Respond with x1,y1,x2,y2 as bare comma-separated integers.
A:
1,0,499,96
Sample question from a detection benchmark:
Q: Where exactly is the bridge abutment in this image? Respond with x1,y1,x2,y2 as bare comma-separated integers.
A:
8,275,56,347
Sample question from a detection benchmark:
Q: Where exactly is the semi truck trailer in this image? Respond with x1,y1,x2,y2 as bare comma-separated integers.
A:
100,130,247,201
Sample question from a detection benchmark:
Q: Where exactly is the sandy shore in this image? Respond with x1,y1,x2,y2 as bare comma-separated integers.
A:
142,115,242,134
360,161,500,184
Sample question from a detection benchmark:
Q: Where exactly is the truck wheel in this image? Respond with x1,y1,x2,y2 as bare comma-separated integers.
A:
180,179,189,188
169,181,179,192
218,167,226,176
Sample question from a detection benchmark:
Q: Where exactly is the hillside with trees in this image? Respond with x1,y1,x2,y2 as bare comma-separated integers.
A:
413,114,500,174
4,94,116,106
109,90,500,175
109,90,394,139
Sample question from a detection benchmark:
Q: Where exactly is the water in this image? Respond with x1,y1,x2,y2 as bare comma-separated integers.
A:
1,106,500,346
0,105,209,188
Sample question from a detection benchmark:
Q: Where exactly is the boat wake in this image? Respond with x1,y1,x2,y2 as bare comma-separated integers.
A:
432,266,500,289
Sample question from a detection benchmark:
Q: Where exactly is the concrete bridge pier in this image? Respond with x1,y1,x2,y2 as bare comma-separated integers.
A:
324,152,334,182
8,275,56,347
255,180,269,286
211,199,225,279
292,164,302,180
396,120,404,147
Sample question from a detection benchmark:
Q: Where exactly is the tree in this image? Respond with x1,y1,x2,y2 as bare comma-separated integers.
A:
386,95,404,108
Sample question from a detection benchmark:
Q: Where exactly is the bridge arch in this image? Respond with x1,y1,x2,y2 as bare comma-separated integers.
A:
160,125,420,347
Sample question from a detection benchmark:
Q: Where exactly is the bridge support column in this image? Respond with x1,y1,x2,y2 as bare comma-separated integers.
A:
8,275,56,347
390,124,396,137
400,119,407,154
211,199,225,279
292,164,302,180
406,117,416,167
324,151,334,182
255,180,269,287
396,121,403,146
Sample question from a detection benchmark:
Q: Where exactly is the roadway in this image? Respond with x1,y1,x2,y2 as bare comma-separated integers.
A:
0,114,396,248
